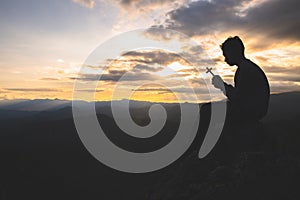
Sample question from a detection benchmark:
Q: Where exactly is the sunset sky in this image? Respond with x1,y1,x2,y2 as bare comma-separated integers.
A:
0,0,299,102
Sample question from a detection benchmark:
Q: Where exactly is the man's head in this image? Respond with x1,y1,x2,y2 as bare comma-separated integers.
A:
221,36,245,66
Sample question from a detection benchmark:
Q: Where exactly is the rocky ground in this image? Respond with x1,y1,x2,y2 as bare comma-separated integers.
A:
147,92,300,200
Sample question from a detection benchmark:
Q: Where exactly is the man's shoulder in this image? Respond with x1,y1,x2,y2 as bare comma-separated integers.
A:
243,59,259,67
242,59,262,73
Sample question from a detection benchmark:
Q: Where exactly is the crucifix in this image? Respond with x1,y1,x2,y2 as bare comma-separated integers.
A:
206,67,215,76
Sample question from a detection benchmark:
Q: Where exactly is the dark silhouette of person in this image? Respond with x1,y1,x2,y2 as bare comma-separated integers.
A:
212,36,270,123
193,36,270,157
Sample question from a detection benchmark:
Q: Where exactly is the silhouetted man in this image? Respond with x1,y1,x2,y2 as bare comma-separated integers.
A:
193,36,270,155
212,36,270,122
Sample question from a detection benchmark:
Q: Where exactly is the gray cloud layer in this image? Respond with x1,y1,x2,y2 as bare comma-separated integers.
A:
165,0,300,41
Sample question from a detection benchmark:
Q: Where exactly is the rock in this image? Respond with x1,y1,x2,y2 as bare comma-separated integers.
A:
147,150,300,200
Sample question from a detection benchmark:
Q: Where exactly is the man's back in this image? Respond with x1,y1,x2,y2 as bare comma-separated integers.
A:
233,59,270,121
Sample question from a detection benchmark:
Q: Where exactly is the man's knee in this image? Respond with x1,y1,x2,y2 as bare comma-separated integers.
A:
200,102,211,115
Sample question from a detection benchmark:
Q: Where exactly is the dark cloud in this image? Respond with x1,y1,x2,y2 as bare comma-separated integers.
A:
264,66,300,74
72,50,188,83
118,0,139,6
69,75,97,81
122,50,186,66
108,69,128,75
244,0,300,40
132,64,164,72
70,74,120,82
178,44,215,66
285,76,300,82
71,71,162,82
70,69,126,82
269,74,300,83
106,71,162,82
166,0,241,35
142,28,214,66
166,0,300,41
264,66,300,83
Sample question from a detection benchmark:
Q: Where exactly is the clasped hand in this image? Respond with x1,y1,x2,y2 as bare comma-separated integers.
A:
212,75,224,90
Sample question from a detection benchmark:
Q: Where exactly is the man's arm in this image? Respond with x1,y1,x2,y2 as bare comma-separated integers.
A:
212,75,237,101
223,83,237,101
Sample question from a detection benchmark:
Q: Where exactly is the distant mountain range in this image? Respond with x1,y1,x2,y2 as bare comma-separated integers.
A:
1,91,300,120
0,98,187,121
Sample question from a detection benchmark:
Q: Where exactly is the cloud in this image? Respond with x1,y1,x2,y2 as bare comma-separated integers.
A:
179,44,215,66
165,0,246,35
132,64,164,72
165,67,202,79
264,66,300,74
72,0,95,8
40,77,60,81
244,0,300,40
107,0,192,33
122,50,186,66
165,0,300,41
77,89,104,92
263,65,300,83
118,0,169,7
83,64,106,70
133,87,171,92
269,74,300,83
97,50,191,73
108,69,128,75
133,86,212,95
143,26,191,41
117,0,143,7
103,71,162,82
4,88,62,92
115,0,190,11
270,81,300,93
141,30,217,66
71,71,162,82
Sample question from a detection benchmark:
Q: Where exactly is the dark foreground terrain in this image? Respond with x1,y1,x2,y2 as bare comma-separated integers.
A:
0,92,300,200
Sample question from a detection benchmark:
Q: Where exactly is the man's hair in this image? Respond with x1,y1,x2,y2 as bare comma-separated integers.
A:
221,36,245,57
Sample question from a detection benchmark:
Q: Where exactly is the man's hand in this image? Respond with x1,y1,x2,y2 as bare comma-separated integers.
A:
212,75,224,90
